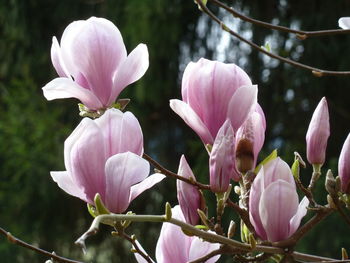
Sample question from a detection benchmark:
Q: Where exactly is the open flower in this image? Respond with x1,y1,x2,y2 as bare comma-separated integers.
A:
135,206,220,263
170,58,262,145
249,157,309,242
51,109,164,213
43,17,149,110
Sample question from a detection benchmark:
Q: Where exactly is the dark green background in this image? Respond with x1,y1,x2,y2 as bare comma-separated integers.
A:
1,0,350,262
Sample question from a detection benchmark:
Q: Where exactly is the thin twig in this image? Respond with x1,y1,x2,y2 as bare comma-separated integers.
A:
226,199,256,236
0,226,83,263
119,232,153,263
76,213,337,262
195,0,350,76
188,247,224,263
210,0,350,38
332,196,350,227
295,176,317,207
143,153,211,190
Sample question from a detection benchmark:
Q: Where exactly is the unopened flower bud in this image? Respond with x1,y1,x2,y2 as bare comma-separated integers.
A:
228,220,236,238
306,97,330,165
325,170,337,196
339,133,350,194
210,120,235,193
235,138,254,174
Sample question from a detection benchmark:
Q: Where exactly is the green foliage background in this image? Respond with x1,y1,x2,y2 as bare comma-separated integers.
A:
0,0,350,262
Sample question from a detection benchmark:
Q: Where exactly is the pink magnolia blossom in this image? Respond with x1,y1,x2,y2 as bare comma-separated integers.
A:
235,111,265,173
249,157,309,242
135,206,220,263
51,109,164,213
43,17,149,110
339,133,350,193
306,97,330,165
339,17,350,29
210,120,237,192
170,58,262,145
177,155,202,225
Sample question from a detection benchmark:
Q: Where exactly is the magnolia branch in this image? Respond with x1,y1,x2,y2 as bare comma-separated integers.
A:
0,226,83,263
195,0,350,76
209,0,350,38
76,212,341,262
143,153,211,190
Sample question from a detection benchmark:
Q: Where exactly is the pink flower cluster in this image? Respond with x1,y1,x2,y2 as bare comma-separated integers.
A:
43,16,350,261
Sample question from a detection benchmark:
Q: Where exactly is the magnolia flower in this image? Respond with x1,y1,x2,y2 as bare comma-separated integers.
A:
249,157,309,242
170,58,261,145
177,155,202,225
339,17,350,29
235,111,265,173
209,120,237,192
51,109,164,213
43,17,149,110
135,206,220,263
339,133,350,193
306,97,330,165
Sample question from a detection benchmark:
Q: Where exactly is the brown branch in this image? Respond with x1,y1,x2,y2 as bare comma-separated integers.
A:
226,199,256,236
188,247,224,263
118,232,153,263
143,153,211,190
210,0,350,38
295,176,317,207
0,226,83,263
195,0,350,76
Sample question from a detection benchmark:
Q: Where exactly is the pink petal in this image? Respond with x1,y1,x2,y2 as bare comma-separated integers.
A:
60,17,127,106
51,37,70,78
306,97,330,165
104,152,149,213
189,234,221,263
177,155,201,225
95,109,143,157
339,17,350,29
259,180,299,242
109,44,149,105
129,173,165,203
51,171,88,203
68,118,107,203
227,85,257,132
339,133,350,193
263,157,295,188
156,206,191,263
170,99,213,145
209,120,235,193
249,167,267,240
289,196,309,236
42,77,103,110
133,240,155,263
181,58,252,138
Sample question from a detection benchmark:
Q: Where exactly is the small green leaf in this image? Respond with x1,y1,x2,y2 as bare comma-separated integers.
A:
94,193,110,215
195,225,209,230
254,149,278,174
291,159,300,180
87,204,98,218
